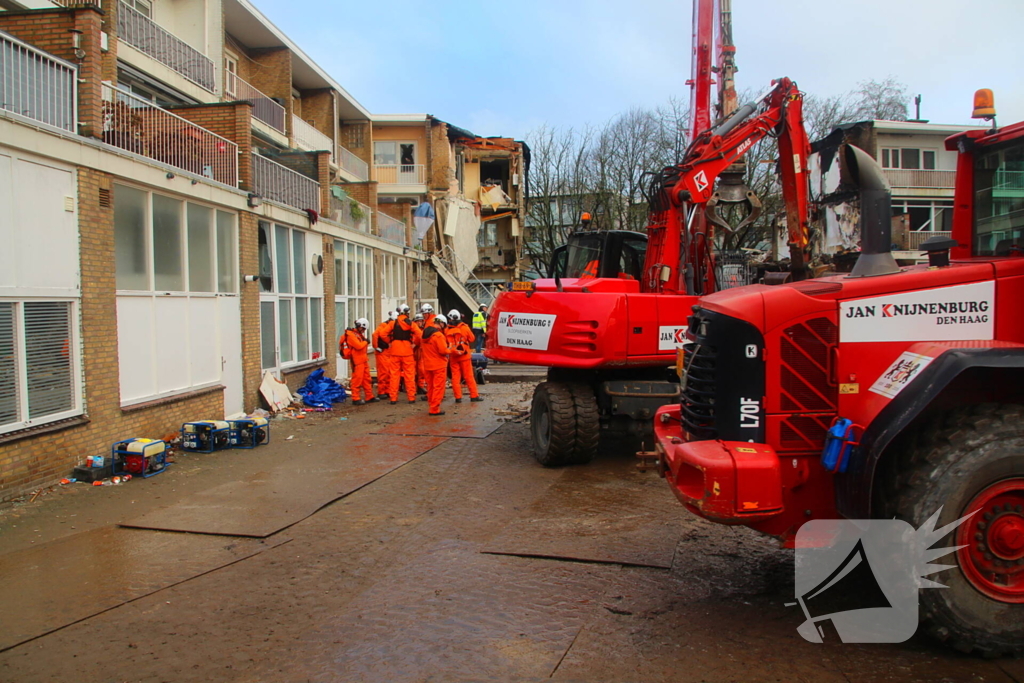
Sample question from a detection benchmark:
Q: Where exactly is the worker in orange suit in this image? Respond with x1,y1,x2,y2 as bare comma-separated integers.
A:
372,312,396,400
413,312,428,397
343,318,376,405
420,302,436,328
421,314,451,416
387,304,422,404
445,309,482,403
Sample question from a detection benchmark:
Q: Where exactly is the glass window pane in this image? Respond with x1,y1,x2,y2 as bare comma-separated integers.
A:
24,302,73,418
114,185,149,290
187,203,214,292
311,298,323,356
275,225,291,294
334,301,347,353
374,141,397,165
924,150,936,170
216,211,237,293
346,243,355,294
334,240,345,295
0,302,18,426
152,194,184,291
258,221,273,293
293,231,306,295
901,148,920,170
278,299,293,363
295,298,309,361
881,149,890,168
260,301,276,369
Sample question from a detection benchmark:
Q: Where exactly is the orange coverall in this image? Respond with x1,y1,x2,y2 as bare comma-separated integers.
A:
343,328,372,401
414,320,428,392
445,322,479,400
372,321,393,399
420,324,450,414
387,314,422,402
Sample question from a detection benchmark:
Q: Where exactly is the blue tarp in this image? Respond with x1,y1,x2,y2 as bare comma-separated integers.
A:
298,368,347,409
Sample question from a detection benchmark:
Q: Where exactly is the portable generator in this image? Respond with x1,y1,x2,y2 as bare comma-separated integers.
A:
181,420,231,453
227,417,270,449
111,438,169,478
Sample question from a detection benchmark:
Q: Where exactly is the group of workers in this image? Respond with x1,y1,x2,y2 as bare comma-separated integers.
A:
340,303,489,416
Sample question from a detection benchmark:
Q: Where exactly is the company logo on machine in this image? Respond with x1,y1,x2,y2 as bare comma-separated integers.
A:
840,281,994,343
790,510,973,644
658,326,688,351
496,312,556,350
693,170,709,194
870,352,935,399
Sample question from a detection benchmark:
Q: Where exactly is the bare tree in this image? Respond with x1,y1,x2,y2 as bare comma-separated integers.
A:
852,76,910,121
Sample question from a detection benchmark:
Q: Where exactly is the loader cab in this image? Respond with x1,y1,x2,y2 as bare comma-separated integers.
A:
548,230,648,280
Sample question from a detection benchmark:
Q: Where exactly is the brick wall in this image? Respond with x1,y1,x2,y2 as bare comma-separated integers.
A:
239,212,262,410
168,102,253,190
340,121,371,165
428,120,452,192
300,89,336,144
0,168,224,502
249,48,293,132
322,235,337,380
342,181,378,211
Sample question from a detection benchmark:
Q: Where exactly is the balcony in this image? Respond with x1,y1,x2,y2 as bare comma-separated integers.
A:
905,230,952,250
0,31,76,132
117,1,215,92
291,114,333,161
328,190,372,233
101,83,238,185
224,71,285,134
252,153,320,212
335,144,369,181
883,168,956,190
376,211,407,246
375,164,425,186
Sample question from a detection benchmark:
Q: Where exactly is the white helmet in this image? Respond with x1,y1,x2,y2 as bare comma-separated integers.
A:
355,318,369,329
413,313,424,322
447,309,461,321
398,304,410,314
434,314,448,326
387,311,398,321
421,303,433,313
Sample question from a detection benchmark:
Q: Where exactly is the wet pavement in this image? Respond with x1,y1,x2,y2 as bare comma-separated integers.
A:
1,383,1022,682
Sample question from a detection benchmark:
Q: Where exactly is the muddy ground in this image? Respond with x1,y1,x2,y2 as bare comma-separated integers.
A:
0,383,1021,682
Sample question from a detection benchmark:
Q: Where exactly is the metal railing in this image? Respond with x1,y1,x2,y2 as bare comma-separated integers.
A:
224,71,285,133
376,211,407,246
0,30,77,132
336,144,369,181
375,164,425,185
906,230,952,250
252,152,320,212
117,1,215,91
995,170,1024,191
101,83,238,185
437,244,496,305
291,114,333,158
328,192,371,233
883,168,956,189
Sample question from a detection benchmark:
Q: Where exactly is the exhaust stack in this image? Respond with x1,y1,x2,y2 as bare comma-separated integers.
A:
843,144,900,278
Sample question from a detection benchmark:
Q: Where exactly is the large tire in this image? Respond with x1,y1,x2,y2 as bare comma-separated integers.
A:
531,382,578,467
567,383,600,464
890,404,1024,657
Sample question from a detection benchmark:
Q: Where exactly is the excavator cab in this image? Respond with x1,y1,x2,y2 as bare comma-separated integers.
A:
548,231,648,280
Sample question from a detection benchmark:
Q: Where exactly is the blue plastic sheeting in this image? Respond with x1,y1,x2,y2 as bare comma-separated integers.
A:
298,368,347,409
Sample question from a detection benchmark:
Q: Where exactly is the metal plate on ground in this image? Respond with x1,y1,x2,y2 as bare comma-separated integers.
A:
0,527,278,652
373,402,504,439
120,435,448,538
483,459,682,569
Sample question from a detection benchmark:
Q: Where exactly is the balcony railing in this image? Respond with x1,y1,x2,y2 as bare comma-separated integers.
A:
883,168,956,190
101,83,238,185
905,230,952,250
376,211,407,246
117,1,215,91
291,114,333,159
224,71,285,134
336,144,369,181
252,153,320,212
375,164,425,185
328,191,372,233
0,30,76,132
995,170,1024,191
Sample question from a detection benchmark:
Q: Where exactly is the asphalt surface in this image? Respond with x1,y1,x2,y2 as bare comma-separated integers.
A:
1,383,1021,682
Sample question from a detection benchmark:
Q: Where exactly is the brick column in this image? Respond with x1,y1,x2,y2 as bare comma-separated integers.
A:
322,234,337,379
315,150,332,216
167,102,253,190
239,212,263,408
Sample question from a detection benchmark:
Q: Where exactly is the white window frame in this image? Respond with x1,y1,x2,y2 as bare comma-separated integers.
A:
0,300,83,436
373,141,417,166
881,147,938,171
224,53,239,98
333,239,374,376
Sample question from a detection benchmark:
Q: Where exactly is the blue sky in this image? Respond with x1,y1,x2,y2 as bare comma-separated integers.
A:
257,0,1024,140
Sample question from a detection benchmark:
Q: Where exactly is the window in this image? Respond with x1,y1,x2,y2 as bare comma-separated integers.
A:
0,301,81,435
973,140,1024,255
224,54,238,97
382,254,407,300
333,239,374,366
259,221,323,370
374,141,416,166
891,199,954,232
882,147,938,170
477,222,498,248
123,0,152,17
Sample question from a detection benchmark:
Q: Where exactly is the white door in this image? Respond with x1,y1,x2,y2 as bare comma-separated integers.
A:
218,296,244,417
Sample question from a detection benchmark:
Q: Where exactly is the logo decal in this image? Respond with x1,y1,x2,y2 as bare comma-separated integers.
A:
840,282,994,343
869,352,934,399
496,312,556,350
659,326,688,351
694,170,709,193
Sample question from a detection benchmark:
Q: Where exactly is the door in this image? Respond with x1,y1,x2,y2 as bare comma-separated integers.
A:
218,295,243,417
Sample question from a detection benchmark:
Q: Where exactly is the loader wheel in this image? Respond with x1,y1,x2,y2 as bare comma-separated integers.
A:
531,382,578,467
567,383,600,465
892,404,1024,657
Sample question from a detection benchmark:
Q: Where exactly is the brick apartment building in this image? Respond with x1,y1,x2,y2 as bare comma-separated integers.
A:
0,0,519,501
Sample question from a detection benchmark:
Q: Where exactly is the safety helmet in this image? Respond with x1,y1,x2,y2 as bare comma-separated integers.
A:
421,303,433,313
388,311,398,321
355,318,369,329
413,313,424,322
434,314,448,326
447,309,461,321
479,304,488,310
398,304,410,314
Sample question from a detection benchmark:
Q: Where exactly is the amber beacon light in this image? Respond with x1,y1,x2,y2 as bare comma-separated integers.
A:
972,89,996,120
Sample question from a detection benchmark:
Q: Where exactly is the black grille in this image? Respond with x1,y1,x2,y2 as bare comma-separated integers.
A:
680,335,718,439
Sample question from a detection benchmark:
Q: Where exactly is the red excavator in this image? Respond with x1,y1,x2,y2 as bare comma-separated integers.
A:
486,0,814,465
653,89,1024,655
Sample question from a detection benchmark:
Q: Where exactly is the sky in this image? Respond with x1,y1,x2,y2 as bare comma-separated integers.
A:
255,0,1024,141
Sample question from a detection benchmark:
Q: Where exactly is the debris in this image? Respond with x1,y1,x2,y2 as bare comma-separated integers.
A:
297,368,347,409
259,371,294,412
338,417,348,421
59,478,71,485
286,435,295,441
29,490,40,503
